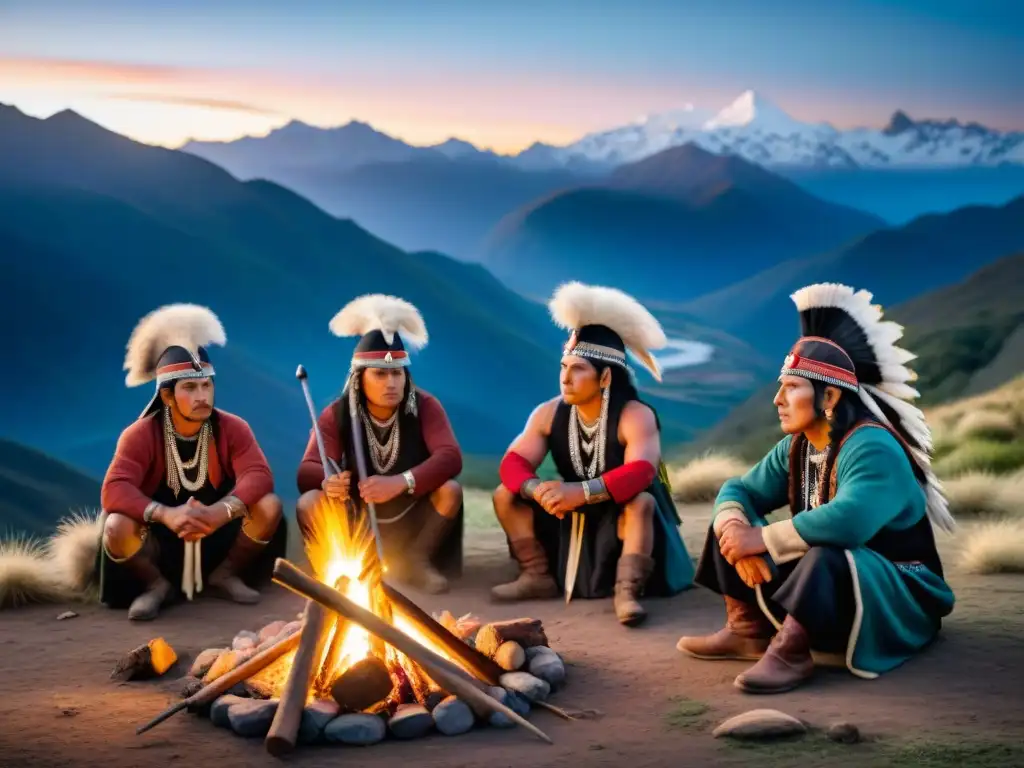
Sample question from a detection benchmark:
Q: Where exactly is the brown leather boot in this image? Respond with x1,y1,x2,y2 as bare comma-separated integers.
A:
123,538,172,622
676,596,774,660
396,508,454,595
734,615,814,693
614,553,654,626
491,537,558,601
208,529,266,605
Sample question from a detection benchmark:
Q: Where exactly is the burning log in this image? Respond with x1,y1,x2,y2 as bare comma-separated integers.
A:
264,602,329,757
386,662,416,712
110,637,178,682
135,598,314,735
272,558,553,745
475,619,548,658
330,655,394,712
381,582,504,685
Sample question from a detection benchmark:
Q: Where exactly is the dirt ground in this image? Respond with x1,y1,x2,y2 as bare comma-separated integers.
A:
1,504,1023,768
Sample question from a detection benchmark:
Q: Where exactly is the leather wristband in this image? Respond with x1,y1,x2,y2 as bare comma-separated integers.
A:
581,478,611,504
143,501,160,524
221,495,247,520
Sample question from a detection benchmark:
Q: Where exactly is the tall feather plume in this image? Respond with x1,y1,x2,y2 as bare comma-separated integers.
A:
329,294,428,348
549,281,667,381
791,283,954,533
123,304,226,387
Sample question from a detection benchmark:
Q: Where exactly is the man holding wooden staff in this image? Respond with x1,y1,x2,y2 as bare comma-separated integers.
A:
295,294,465,594
98,304,287,621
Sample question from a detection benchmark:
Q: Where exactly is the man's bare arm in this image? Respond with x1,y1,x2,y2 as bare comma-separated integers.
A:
498,398,557,497
620,401,661,467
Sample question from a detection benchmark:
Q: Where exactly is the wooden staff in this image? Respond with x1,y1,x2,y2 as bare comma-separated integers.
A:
135,626,305,736
272,558,553,745
264,601,329,756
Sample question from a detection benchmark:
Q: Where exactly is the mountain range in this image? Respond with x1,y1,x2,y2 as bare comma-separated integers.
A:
185,90,1024,174
178,91,1024,258
0,104,759,496
515,91,1024,171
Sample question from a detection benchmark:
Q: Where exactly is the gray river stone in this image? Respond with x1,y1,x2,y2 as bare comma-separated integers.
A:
226,698,279,738
389,703,434,739
324,713,387,746
432,696,474,736
298,699,341,745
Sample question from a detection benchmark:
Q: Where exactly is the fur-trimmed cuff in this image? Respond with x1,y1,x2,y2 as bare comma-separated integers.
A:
762,519,809,564
712,503,749,537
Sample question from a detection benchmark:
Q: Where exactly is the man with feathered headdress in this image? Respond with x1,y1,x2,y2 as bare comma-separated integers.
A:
296,294,464,594
98,304,287,621
492,282,695,626
677,283,956,693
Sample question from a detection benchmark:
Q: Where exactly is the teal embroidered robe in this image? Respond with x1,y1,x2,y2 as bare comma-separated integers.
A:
712,424,955,678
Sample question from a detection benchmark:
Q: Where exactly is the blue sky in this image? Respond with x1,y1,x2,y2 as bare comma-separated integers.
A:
0,0,1020,149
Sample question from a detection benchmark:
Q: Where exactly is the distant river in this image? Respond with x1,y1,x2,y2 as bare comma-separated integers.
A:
649,337,715,371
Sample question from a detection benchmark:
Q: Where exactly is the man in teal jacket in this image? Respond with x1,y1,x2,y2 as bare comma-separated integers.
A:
677,282,956,694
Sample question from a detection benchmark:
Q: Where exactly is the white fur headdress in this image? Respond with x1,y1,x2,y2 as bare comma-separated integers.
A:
122,304,226,387
788,282,954,533
549,281,667,382
329,294,428,373
329,294,427,347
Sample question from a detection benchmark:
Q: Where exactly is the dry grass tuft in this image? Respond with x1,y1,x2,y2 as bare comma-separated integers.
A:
669,452,749,503
943,472,1024,520
0,534,70,609
46,509,103,597
958,519,1024,574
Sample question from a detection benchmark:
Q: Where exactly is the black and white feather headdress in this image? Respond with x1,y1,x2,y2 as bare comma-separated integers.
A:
783,283,954,533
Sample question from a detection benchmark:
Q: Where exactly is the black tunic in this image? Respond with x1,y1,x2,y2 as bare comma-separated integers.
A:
333,399,463,578
97,429,287,609
530,399,694,599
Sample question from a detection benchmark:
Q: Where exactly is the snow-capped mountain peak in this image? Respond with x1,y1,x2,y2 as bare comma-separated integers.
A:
704,90,799,131
512,90,1023,170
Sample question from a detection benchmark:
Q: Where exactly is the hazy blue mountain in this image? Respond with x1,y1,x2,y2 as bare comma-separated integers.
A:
476,142,885,302
0,438,101,536
680,194,1024,357
267,155,589,258
778,166,1024,225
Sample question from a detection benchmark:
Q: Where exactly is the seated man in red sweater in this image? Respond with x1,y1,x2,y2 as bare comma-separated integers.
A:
99,304,286,621
296,294,464,595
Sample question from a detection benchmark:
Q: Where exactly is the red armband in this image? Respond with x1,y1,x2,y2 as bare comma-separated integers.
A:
499,451,538,494
602,460,656,504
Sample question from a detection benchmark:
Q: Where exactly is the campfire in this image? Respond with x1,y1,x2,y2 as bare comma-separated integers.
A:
136,498,567,751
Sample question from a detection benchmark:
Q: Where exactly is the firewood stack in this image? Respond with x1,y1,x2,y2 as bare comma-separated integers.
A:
138,567,568,750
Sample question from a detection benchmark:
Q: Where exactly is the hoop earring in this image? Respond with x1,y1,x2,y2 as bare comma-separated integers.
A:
825,407,834,422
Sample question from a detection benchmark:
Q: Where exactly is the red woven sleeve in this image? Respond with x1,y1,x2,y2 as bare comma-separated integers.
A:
498,451,538,494
602,460,656,504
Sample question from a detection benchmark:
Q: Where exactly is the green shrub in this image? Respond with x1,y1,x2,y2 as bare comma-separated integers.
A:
934,439,1024,477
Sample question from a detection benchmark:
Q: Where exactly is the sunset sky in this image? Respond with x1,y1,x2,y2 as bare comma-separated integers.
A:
1,0,1021,152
